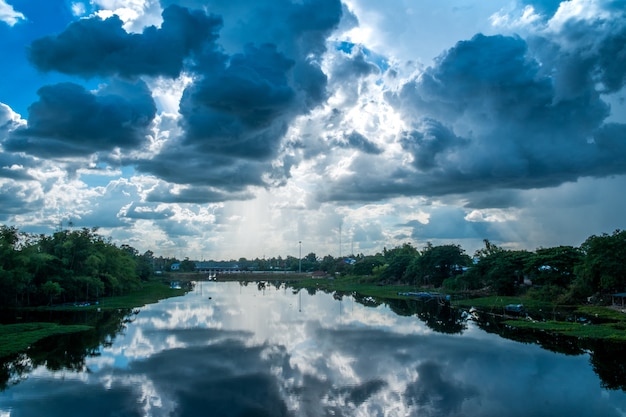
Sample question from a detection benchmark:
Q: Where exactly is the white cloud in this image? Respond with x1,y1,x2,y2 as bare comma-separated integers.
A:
0,0,24,26
490,4,542,31
71,2,86,16
92,0,162,32
548,0,614,32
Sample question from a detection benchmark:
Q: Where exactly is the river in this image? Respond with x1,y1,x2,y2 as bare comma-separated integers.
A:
1,280,626,416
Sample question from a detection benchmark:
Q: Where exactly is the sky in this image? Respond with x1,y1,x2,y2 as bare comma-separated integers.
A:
0,0,625,261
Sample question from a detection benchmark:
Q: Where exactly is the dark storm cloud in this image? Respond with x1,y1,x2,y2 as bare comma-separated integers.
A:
143,179,254,204
136,147,270,188
175,0,343,152
462,190,523,209
179,43,296,159
319,28,626,203
28,5,222,79
17,1,343,197
399,119,467,171
5,79,156,158
597,30,626,93
133,0,343,195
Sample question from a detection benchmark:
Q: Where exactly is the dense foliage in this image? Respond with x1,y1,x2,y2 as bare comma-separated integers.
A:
3,224,626,307
0,226,155,308
235,231,626,302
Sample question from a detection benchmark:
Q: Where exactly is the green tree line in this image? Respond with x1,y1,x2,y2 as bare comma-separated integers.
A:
334,230,626,303
0,226,157,308
234,230,626,303
3,224,626,307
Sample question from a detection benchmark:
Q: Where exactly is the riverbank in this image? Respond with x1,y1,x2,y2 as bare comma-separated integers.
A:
0,322,93,358
243,274,626,342
451,295,626,340
39,281,188,311
0,281,187,358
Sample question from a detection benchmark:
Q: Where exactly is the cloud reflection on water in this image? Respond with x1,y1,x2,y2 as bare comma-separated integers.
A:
2,281,626,416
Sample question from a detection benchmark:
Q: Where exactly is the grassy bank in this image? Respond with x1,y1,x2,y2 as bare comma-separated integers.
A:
267,275,626,342
84,281,187,310
0,322,92,358
503,319,626,341
452,294,626,341
1,281,187,358
41,281,188,311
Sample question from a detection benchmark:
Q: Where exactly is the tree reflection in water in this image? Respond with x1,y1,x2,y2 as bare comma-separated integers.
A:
0,308,131,390
2,282,626,400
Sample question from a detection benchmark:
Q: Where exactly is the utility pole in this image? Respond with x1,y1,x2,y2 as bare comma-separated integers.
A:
339,223,342,258
299,240,302,273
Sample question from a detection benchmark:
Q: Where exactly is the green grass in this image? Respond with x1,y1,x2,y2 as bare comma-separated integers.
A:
92,282,187,310
1,282,187,358
452,295,626,341
574,305,625,322
42,281,187,311
504,319,626,341
0,322,92,358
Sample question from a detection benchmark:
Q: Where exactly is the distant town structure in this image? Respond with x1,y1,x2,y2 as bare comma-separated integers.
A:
194,261,243,274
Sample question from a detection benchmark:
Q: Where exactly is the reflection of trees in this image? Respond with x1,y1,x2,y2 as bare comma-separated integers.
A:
385,298,466,334
472,315,586,356
0,309,131,391
466,311,626,392
587,340,626,391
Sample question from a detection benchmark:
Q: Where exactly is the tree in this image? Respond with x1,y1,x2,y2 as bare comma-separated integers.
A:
470,250,532,295
412,244,471,287
381,243,419,282
353,255,385,276
136,250,154,280
300,252,319,272
41,281,64,306
525,246,583,288
319,255,337,274
576,230,626,294
180,258,196,272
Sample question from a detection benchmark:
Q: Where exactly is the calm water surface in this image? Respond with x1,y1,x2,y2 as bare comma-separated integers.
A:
2,281,626,416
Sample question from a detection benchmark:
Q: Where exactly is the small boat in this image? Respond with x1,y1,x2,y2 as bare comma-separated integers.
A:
504,304,525,314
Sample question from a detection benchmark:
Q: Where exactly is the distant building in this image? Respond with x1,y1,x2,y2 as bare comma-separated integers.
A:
170,263,180,271
194,261,242,274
